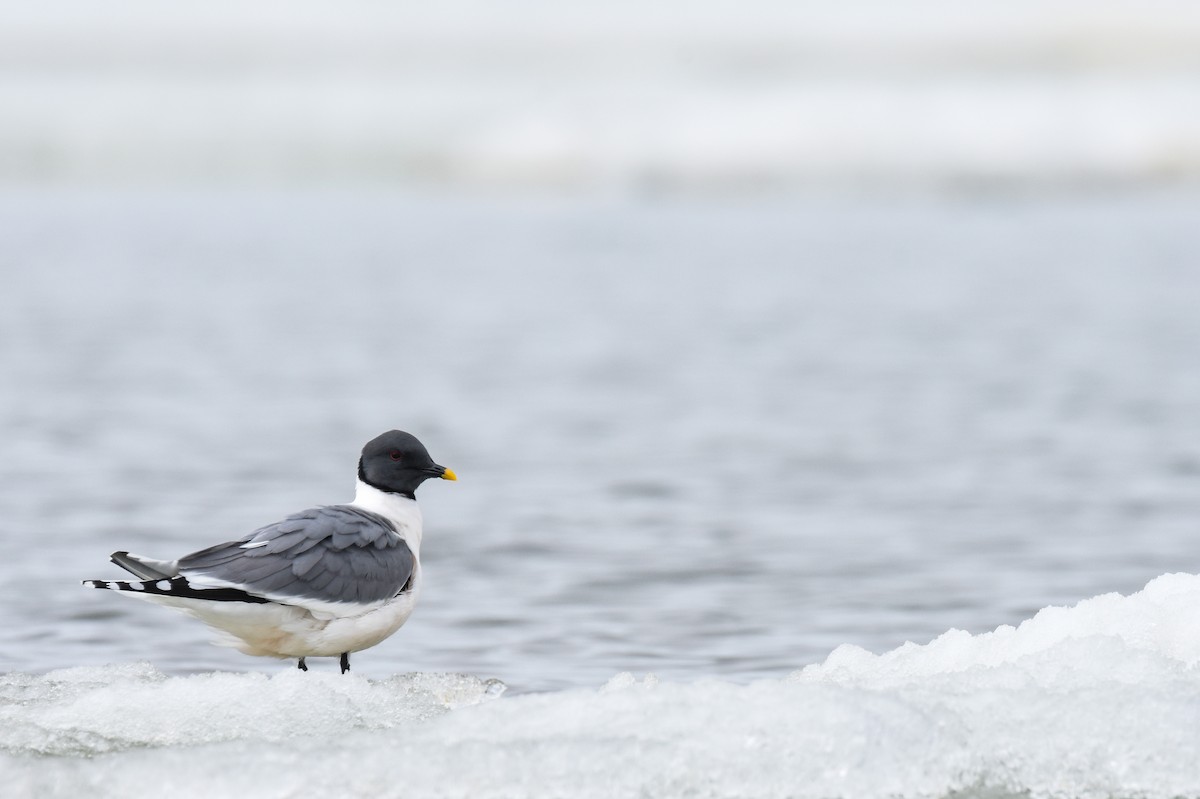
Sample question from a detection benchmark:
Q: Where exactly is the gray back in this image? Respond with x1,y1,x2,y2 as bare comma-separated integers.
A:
178,505,415,606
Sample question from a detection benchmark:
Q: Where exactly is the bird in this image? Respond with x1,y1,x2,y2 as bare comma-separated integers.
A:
83,430,456,674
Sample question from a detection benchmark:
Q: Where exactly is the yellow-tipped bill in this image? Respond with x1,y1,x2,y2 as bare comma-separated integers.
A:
441,467,458,481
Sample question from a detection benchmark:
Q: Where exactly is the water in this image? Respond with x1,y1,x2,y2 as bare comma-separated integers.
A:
3,187,1200,694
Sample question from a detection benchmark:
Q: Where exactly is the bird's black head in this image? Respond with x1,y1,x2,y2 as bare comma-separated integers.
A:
358,430,456,498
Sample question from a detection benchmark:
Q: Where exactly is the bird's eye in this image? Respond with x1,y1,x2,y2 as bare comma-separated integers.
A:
389,449,403,462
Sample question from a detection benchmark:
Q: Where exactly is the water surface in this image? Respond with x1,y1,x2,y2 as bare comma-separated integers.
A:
2,188,1199,693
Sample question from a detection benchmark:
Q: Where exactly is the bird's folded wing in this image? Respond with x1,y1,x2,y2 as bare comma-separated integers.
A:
177,505,415,612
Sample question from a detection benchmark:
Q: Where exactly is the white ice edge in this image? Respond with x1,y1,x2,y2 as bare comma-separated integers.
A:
4,573,1200,799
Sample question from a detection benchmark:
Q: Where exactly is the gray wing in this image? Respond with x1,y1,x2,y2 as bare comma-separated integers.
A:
177,505,415,607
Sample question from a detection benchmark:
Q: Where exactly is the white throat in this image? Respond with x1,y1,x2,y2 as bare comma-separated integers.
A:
351,480,424,555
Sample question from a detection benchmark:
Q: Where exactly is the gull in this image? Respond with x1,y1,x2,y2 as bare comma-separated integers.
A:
83,430,456,673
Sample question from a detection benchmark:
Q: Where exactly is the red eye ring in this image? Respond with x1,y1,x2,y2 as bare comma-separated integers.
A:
389,449,403,461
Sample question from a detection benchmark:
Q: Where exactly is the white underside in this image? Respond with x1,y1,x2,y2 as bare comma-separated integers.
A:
121,582,421,658
109,482,426,659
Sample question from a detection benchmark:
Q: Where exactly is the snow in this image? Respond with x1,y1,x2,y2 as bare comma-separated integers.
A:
0,665,504,756
5,574,1200,798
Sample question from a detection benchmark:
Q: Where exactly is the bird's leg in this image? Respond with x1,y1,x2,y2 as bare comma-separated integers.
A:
297,657,308,672
340,652,350,674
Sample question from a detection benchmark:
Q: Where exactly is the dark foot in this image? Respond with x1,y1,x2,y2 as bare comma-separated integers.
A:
297,657,308,672
340,652,350,674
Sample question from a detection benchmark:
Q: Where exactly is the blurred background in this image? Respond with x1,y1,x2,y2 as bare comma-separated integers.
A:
2,0,1200,691
5,0,1200,187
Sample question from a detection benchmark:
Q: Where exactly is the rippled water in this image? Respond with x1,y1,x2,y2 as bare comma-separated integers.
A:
3,188,1200,693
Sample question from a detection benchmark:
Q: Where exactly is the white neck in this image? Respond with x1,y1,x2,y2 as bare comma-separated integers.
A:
351,480,424,555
